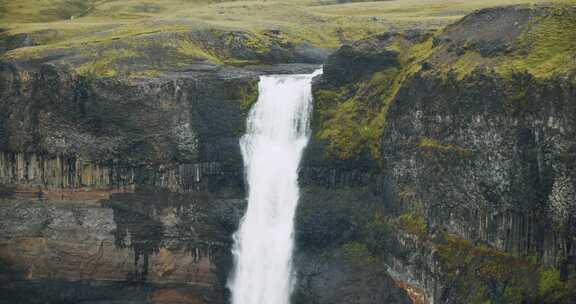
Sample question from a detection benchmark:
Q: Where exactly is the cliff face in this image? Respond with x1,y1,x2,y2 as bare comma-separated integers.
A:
307,4,576,304
0,60,260,182
0,59,253,303
0,192,243,304
0,58,317,303
0,49,412,302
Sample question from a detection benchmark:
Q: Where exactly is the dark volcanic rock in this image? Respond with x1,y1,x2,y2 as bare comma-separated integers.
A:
322,30,432,86
0,61,255,165
294,249,411,304
294,186,412,304
0,191,244,304
433,5,534,57
306,4,576,304
322,33,401,86
380,69,576,302
0,53,331,303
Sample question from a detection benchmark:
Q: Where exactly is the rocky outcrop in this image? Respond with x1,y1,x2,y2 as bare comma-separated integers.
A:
0,58,251,303
2,26,331,78
307,4,576,304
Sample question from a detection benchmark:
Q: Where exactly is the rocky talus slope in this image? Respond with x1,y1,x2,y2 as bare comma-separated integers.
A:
306,3,576,304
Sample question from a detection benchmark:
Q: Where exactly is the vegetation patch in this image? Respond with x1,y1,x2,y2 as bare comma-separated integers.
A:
314,35,435,161
239,81,259,110
437,233,576,304
342,211,393,267
538,269,576,303
174,39,221,64
343,241,378,265
417,137,473,157
496,5,576,79
76,48,139,77
396,211,427,237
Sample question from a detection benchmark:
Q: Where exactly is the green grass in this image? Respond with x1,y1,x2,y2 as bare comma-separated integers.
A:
425,3,576,80
496,4,576,79
0,0,559,65
76,48,140,77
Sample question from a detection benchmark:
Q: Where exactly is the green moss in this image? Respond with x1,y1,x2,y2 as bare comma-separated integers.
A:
239,82,259,110
418,137,473,157
437,234,576,304
338,211,394,268
314,35,436,161
76,48,139,77
342,241,378,265
539,269,563,298
538,269,576,303
176,39,221,64
130,69,162,77
397,211,427,237
437,234,545,303
496,5,576,79
451,51,484,79
243,33,273,54
316,96,366,159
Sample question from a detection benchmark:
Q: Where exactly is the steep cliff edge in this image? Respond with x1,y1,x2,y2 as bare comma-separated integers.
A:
306,3,576,304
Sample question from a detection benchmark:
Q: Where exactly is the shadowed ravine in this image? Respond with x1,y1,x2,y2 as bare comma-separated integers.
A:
228,70,322,304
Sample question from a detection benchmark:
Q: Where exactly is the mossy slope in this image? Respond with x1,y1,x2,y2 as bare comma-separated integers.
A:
313,3,576,161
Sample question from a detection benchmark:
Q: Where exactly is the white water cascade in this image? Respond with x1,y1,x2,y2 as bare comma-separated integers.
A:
228,69,322,304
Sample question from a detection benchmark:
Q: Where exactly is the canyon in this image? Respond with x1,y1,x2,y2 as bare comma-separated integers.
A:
1,2,576,304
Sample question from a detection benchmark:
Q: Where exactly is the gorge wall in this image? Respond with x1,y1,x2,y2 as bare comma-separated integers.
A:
0,42,409,302
305,3,576,304
0,59,261,303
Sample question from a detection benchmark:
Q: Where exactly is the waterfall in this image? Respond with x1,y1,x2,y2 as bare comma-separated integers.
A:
228,69,322,304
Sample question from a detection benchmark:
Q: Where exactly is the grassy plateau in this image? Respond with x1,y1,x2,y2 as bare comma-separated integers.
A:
0,0,566,76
